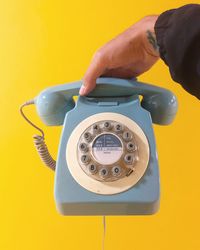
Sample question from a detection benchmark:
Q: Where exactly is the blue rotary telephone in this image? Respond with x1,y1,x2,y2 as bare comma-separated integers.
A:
20,77,178,215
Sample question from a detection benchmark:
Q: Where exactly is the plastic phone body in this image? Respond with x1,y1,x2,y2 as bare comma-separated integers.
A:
35,77,178,215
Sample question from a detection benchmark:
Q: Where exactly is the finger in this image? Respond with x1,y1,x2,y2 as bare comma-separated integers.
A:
80,51,107,95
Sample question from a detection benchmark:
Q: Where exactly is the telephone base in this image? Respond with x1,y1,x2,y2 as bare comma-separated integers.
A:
55,95,160,216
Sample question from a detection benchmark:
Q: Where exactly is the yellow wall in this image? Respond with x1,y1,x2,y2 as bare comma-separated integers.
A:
1,0,200,249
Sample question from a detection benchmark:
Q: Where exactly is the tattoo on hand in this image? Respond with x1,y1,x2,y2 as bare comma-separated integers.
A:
146,30,159,52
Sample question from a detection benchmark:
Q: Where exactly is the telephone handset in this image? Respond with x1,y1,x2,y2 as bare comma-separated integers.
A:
21,77,178,215
35,77,177,126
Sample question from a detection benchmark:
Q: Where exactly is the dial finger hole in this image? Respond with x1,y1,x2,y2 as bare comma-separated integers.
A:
79,143,88,152
83,132,92,142
122,131,133,141
124,154,135,165
103,121,112,130
114,123,123,133
81,154,90,164
93,124,100,133
112,166,122,177
99,168,109,179
126,142,137,152
88,164,97,174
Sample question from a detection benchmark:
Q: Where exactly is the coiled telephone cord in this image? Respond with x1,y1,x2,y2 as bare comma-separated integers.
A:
20,100,56,171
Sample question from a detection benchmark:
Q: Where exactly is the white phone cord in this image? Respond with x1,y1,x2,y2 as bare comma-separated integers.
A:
102,215,106,250
20,100,56,171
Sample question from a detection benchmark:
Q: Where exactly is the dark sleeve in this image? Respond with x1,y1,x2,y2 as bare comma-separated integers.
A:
154,4,200,100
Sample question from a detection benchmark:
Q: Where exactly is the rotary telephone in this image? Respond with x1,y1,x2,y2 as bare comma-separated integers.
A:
20,77,178,215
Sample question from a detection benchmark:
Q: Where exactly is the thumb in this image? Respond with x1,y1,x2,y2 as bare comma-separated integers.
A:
80,52,106,95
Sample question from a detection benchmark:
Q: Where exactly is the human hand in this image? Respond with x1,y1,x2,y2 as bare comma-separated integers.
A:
79,15,160,95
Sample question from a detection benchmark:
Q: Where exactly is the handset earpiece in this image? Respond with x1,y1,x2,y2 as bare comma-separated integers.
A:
35,92,75,126
141,90,178,125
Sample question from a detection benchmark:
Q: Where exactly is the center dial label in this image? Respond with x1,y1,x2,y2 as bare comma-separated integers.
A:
92,134,123,165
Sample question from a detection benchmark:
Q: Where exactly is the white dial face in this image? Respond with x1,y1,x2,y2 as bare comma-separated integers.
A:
66,112,150,195
92,133,123,165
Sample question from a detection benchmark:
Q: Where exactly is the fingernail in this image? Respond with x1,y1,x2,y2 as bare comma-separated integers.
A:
79,85,86,95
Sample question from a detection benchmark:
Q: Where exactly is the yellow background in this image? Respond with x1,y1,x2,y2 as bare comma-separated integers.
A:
1,1,200,249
